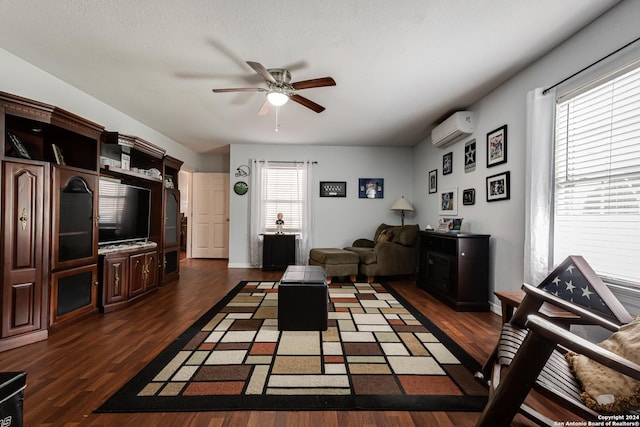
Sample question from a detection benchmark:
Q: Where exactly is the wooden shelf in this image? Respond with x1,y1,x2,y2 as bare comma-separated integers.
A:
100,165,162,182
1,91,103,171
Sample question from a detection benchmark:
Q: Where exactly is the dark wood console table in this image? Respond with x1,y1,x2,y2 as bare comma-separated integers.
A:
262,234,296,271
417,231,490,311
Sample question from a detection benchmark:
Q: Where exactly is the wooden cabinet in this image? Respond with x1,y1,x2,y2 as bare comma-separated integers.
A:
0,161,49,351
98,134,183,305
99,246,158,313
130,250,157,298
1,91,103,349
417,231,490,311
0,91,185,349
262,234,296,271
161,156,182,285
49,167,100,329
102,254,128,307
100,132,165,282
162,189,180,283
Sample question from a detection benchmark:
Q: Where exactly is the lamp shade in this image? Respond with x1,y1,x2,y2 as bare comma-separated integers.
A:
267,90,289,106
390,196,414,225
390,196,415,212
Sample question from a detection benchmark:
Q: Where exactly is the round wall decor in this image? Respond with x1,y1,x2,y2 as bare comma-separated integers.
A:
234,181,248,195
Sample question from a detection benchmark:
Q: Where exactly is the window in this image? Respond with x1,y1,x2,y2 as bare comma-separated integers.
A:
248,159,315,268
261,163,305,232
553,64,640,288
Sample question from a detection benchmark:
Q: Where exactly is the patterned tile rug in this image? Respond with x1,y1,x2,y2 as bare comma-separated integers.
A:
96,280,487,412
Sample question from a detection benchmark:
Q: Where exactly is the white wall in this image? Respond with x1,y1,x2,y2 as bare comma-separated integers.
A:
413,0,640,309
0,49,203,171
229,143,414,267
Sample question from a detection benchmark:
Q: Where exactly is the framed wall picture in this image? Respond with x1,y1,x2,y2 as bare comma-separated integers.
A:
464,139,476,173
462,188,475,205
320,181,346,197
358,178,384,199
439,187,458,215
487,125,507,167
443,152,453,175
486,171,510,202
428,169,437,194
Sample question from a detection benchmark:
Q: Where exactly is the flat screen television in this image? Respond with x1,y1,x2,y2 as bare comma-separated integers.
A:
98,177,151,245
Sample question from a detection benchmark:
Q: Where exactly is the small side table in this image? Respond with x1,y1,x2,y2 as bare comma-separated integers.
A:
278,265,328,331
262,234,296,271
494,291,583,328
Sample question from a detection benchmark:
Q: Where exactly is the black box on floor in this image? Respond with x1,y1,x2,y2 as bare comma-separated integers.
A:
278,265,328,331
0,372,26,427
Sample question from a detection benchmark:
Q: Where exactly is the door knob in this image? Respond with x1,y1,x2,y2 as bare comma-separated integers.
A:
19,208,28,230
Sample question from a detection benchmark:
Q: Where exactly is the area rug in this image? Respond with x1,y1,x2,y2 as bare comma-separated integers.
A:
96,280,487,412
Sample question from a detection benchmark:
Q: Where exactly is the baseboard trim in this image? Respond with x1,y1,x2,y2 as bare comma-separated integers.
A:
227,262,255,269
489,301,502,317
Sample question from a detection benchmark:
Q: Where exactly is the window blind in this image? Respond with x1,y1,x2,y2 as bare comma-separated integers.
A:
553,64,640,288
98,179,125,224
261,165,304,231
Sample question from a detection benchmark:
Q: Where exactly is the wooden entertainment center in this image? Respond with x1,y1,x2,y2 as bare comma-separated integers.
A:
0,91,182,352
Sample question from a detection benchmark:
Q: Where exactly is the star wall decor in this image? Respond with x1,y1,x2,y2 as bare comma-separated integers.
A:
465,139,476,173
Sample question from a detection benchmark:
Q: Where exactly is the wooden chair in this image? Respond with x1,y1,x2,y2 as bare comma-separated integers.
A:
477,255,634,384
476,283,640,426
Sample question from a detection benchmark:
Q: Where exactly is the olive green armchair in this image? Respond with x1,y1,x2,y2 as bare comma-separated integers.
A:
344,223,420,283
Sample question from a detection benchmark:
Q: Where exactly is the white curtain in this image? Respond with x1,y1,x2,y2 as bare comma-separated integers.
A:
249,159,266,267
524,87,556,286
297,161,315,265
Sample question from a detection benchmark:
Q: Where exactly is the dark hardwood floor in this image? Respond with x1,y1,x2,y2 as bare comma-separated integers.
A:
0,259,576,426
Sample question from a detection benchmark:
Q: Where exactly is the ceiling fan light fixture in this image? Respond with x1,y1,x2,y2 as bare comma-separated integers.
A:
212,61,333,114
267,90,289,106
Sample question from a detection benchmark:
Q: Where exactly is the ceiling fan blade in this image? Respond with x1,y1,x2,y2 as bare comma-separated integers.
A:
283,60,308,73
212,87,266,93
292,77,336,90
290,94,326,113
246,61,276,84
257,99,271,116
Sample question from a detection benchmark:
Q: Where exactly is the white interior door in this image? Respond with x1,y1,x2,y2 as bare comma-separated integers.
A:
191,173,229,258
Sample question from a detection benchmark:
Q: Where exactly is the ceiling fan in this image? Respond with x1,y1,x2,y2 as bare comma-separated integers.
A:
212,61,336,115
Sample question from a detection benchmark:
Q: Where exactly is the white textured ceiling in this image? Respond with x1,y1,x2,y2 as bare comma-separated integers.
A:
0,1,619,154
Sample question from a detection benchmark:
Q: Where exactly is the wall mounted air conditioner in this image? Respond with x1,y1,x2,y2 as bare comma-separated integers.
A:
431,111,474,148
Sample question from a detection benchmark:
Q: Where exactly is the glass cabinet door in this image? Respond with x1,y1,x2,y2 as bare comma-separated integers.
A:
164,190,179,246
53,170,98,270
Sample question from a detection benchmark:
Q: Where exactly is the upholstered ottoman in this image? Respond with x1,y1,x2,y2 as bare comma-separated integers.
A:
278,265,328,331
308,248,359,284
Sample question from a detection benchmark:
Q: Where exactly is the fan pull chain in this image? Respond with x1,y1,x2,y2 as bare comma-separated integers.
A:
275,105,280,132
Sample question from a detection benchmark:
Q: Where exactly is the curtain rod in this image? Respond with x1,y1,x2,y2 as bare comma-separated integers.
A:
543,35,640,95
256,160,318,164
